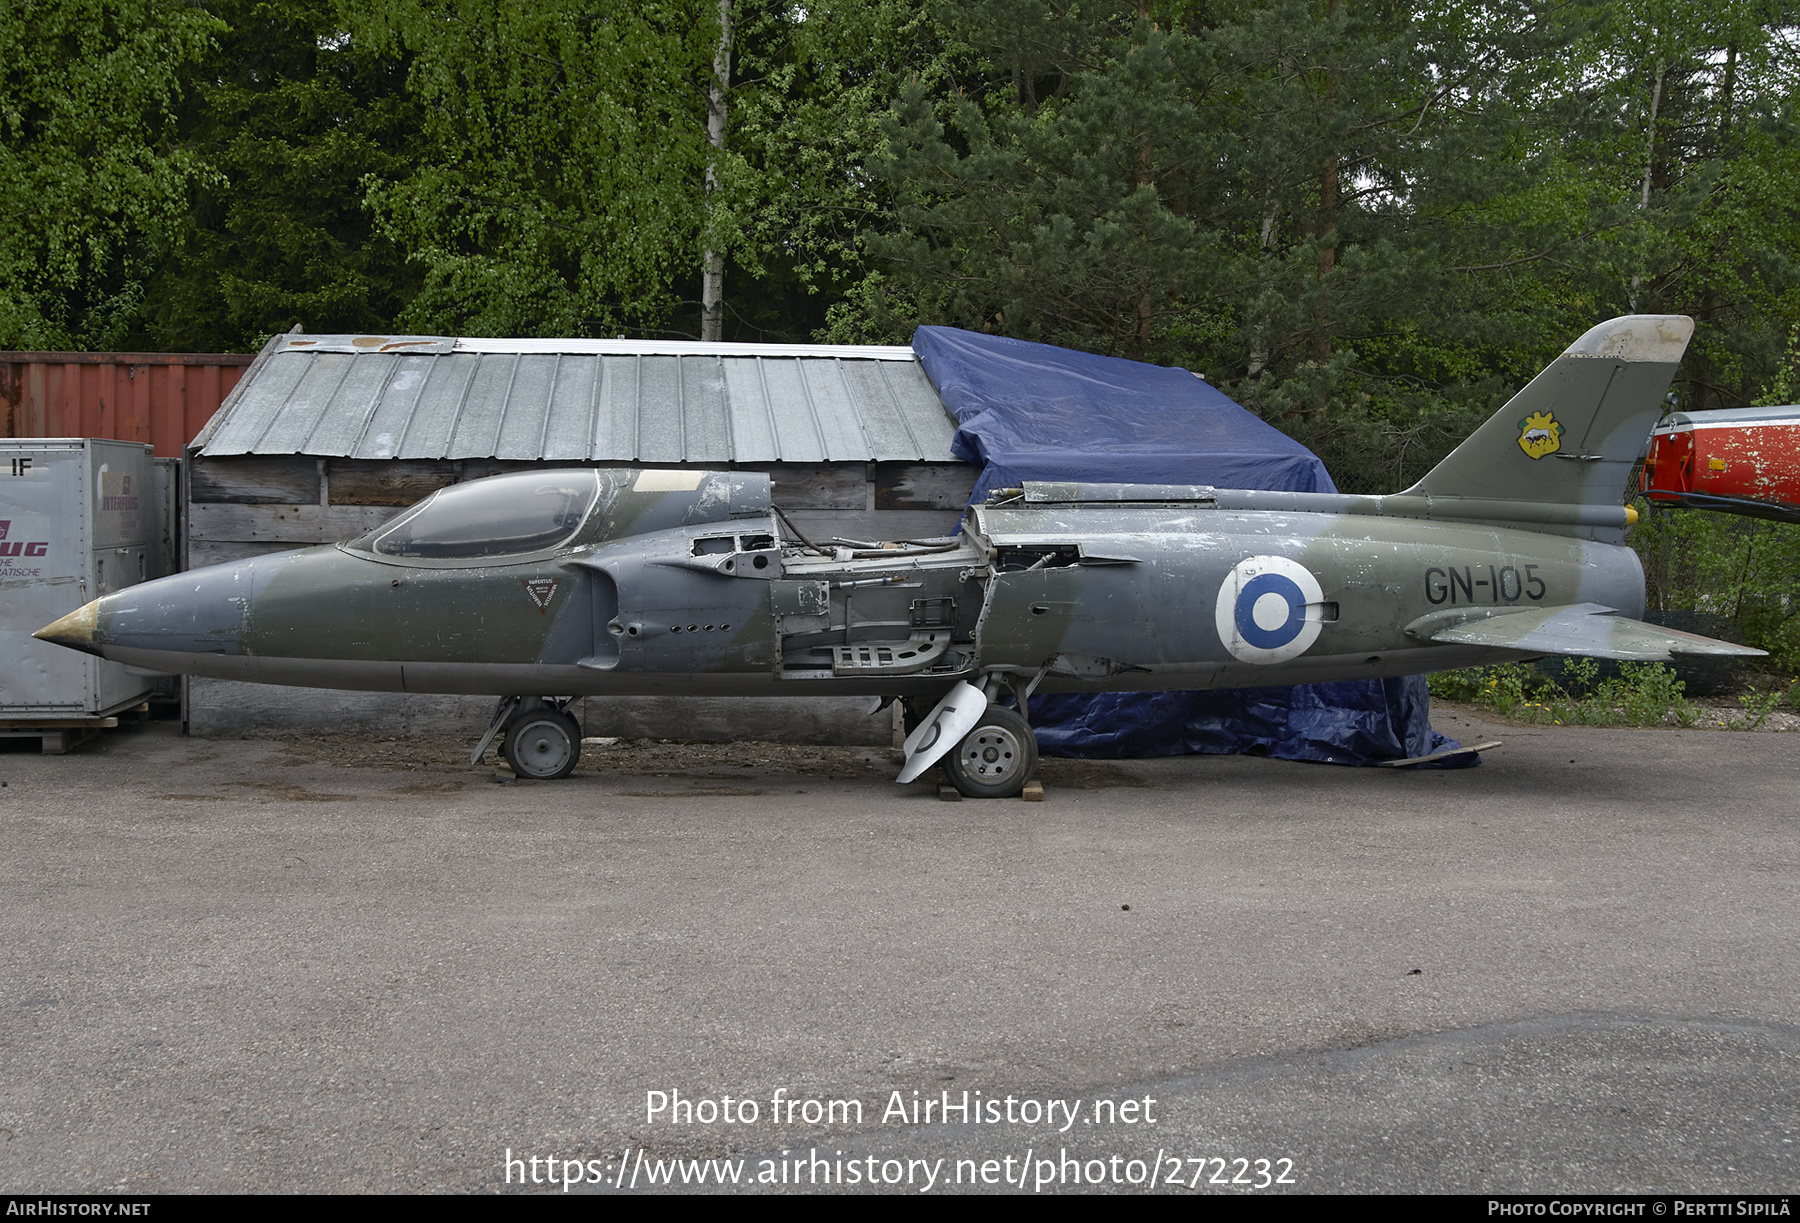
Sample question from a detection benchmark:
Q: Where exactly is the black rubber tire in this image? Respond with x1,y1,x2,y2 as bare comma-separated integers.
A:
502,709,582,780
942,706,1037,798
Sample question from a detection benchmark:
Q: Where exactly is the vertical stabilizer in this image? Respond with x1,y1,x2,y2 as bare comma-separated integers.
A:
1407,315,1692,510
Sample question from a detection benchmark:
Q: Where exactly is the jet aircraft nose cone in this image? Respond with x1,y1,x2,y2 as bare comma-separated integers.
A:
34,600,105,657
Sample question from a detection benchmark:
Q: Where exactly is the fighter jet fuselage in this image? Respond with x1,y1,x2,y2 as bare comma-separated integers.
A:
35,315,1763,793
54,476,1644,698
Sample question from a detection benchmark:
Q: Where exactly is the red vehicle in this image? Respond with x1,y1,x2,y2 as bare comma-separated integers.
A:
1640,405,1800,522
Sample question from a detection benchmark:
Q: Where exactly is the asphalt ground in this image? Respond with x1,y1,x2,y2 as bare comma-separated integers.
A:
0,709,1796,1195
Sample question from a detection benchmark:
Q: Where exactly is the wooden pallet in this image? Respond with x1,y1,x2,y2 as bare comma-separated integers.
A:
0,708,142,754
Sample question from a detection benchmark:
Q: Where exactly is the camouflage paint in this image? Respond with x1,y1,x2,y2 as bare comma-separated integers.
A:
38,315,1764,703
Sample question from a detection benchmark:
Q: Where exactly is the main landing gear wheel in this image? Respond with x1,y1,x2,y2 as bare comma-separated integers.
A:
942,706,1037,799
503,708,582,780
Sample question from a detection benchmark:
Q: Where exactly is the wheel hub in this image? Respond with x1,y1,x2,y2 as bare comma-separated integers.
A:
959,727,1021,779
506,715,577,779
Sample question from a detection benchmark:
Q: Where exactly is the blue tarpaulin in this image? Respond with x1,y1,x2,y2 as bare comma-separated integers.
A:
910,326,1465,767
912,325,1336,499
1028,680,1451,764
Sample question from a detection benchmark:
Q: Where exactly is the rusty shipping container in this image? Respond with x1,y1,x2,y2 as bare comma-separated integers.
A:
0,351,254,458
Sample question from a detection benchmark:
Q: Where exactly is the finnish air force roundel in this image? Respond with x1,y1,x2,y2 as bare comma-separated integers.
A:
1214,555,1325,664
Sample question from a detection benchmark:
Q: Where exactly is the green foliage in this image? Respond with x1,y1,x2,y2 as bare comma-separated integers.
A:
134,0,423,351
1608,662,1698,727
1630,502,1800,672
727,0,961,341
851,3,1600,381
347,0,720,338
1734,681,1792,728
0,0,223,349
1429,661,1534,715
10,0,1800,457
838,0,1800,493
1751,326,1800,407
1429,659,1701,727
864,2,1226,359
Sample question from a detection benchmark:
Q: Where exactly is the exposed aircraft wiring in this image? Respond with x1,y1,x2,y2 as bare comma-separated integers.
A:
770,504,829,555
836,548,962,560
829,575,924,589
821,537,961,556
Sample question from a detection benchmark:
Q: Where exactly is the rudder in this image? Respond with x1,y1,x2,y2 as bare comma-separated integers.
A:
1406,315,1693,509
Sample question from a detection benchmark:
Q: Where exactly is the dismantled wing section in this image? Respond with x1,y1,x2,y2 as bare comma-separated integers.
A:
1411,603,1766,661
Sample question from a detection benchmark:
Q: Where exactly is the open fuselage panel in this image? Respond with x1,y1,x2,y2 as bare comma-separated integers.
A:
771,539,987,686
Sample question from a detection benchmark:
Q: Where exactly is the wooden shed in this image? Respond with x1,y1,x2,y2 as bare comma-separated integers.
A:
183,330,979,741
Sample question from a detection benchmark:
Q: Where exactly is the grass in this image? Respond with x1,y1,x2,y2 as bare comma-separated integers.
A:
1428,660,1796,729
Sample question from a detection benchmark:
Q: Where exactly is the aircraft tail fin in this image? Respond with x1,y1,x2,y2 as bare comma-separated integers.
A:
1405,316,1693,512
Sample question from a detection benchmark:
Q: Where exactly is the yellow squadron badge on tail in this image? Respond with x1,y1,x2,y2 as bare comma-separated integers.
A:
1518,410,1562,459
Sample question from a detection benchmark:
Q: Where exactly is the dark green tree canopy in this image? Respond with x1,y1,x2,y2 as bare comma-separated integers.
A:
140,0,423,351
348,0,721,339
7,0,1800,438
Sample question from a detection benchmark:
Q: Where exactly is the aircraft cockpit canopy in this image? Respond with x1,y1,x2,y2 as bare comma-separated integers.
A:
353,470,600,559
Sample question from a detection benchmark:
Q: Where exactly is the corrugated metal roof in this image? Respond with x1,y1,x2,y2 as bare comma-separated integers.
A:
192,333,959,463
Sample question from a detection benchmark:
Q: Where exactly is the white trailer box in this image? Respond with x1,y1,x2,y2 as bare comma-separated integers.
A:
1,439,163,725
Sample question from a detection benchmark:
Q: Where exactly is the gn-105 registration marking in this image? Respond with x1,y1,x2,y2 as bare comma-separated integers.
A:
1424,562,1548,606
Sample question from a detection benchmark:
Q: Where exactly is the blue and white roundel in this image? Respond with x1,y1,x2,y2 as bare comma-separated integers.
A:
1214,555,1325,664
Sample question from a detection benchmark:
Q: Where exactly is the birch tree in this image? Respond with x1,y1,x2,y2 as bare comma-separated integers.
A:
349,0,717,338
0,0,221,348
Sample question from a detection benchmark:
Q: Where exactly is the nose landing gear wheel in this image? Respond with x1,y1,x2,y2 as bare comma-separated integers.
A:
942,706,1037,799
502,708,582,780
